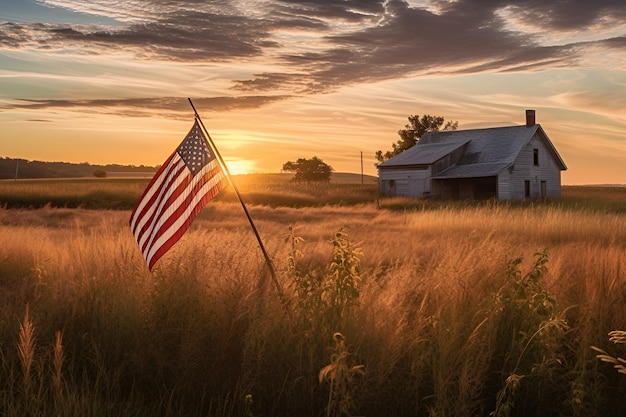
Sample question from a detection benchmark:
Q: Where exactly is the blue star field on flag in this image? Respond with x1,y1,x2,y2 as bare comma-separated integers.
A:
176,122,213,176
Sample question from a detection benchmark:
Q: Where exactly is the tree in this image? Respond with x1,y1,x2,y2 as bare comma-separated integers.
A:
282,156,333,182
93,169,107,178
375,114,458,163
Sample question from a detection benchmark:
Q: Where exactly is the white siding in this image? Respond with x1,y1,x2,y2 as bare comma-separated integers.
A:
509,133,562,199
497,171,511,200
378,167,430,197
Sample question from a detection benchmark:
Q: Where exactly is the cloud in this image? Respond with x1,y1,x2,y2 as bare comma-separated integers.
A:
1,96,292,118
495,0,626,30
0,12,274,61
270,0,385,23
1,0,624,107
234,0,599,93
598,36,626,49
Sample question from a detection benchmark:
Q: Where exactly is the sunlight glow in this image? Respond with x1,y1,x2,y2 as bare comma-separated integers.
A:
223,159,257,176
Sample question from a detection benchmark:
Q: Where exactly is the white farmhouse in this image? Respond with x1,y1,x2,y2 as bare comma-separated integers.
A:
377,110,567,200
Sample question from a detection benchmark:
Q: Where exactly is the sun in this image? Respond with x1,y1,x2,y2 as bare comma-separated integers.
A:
223,159,256,176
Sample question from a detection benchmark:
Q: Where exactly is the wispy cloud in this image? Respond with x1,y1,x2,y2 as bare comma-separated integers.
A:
1,0,624,106
2,95,292,117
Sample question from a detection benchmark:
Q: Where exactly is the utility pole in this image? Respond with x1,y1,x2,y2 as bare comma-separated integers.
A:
14,160,19,182
360,151,364,184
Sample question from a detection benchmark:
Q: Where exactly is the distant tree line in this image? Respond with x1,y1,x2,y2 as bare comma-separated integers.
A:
0,157,157,180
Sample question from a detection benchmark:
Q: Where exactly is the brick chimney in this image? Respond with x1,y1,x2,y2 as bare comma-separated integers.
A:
526,109,536,126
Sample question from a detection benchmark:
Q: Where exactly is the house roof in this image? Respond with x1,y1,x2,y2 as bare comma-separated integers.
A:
432,162,511,179
378,139,469,167
379,124,567,178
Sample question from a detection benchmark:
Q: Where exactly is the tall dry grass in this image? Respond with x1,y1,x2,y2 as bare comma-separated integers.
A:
0,199,625,416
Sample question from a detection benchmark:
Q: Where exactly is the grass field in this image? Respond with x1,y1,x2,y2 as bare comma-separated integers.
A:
0,176,625,416
0,173,379,209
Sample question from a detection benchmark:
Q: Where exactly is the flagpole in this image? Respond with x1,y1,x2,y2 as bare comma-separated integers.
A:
187,98,283,298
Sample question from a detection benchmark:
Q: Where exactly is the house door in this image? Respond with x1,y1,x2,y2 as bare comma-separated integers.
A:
541,181,547,198
524,180,530,198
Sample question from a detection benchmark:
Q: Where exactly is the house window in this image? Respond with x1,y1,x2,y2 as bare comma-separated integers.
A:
541,181,547,198
533,148,539,166
524,180,530,198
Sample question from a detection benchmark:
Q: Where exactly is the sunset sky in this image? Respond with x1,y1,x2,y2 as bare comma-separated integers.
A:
1,0,625,184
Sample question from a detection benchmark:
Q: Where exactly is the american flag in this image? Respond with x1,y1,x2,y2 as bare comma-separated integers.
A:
130,120,228,270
